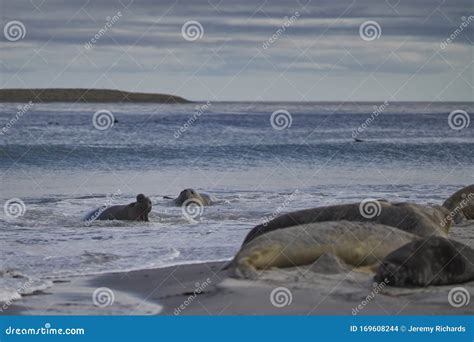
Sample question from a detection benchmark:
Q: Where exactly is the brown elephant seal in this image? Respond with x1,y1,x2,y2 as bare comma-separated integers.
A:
229,221,418,279
84,194,152,222
375,237,474,287
243,201,451,245
443,185,474,223
165,188,213,206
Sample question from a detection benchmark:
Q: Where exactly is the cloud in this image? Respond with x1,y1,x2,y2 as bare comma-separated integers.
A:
0,0,472,101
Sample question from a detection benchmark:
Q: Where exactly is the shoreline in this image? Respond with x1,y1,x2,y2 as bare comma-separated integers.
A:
4,221,474,316
39,257,233,282
5,260,473,316
2,222,473,316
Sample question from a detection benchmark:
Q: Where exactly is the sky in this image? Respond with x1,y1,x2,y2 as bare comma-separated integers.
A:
0,0,473,101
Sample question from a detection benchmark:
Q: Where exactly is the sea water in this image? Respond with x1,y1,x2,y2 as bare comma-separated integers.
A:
0,101,472,300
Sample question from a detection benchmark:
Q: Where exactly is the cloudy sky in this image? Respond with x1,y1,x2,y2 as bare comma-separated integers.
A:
0,0,473,101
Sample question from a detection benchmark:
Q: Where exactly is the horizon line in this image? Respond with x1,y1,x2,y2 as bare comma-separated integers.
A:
0,88,472,104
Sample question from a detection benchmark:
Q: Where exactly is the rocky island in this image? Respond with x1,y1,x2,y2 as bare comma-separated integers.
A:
0,88,189,103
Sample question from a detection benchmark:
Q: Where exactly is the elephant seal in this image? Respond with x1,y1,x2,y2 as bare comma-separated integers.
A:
229,221,418,279
243,201,451,245
165,188,213,206
375,237,474,287
443,185,474,223
84,194,152,222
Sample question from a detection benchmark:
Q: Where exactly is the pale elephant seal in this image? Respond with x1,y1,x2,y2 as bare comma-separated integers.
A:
165,188,213,206
375,237,474,287
243,201,450,245
443,185,474,223
84,194,152,222
229,221,418,279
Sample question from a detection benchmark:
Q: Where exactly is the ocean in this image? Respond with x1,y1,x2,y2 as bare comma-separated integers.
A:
0,101,473,300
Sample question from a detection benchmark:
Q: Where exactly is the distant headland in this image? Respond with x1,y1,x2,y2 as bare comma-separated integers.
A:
0,88,190,103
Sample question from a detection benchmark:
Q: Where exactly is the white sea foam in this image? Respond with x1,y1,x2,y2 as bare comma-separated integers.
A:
0,270,52,306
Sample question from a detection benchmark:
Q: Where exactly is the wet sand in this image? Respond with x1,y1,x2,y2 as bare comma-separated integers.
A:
3,222,473,316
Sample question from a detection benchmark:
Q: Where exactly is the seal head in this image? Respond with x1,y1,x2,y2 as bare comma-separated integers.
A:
135,193,152,221
170,188,213,206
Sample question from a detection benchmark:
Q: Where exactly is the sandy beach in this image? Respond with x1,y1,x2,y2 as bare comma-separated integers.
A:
4,221,473,316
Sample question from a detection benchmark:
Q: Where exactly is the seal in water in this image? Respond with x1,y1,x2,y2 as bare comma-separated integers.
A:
84,194,152,222
165,188,213,206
